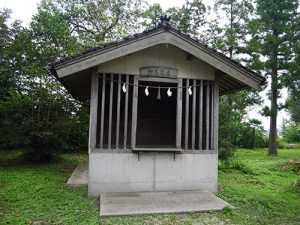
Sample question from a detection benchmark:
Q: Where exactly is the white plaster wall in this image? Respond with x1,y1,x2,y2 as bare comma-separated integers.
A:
88,152,218,198
98,44,216,80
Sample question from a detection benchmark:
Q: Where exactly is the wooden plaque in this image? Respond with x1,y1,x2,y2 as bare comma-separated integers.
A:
140,66,178,78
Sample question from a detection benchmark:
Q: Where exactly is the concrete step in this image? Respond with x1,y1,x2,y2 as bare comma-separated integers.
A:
100,190,229,217
67,164,88,188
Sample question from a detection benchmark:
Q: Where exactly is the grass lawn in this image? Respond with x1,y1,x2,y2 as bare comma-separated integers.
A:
0,148,299,225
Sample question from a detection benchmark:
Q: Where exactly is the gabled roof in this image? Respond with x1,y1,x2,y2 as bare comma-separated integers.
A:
48,25,265,101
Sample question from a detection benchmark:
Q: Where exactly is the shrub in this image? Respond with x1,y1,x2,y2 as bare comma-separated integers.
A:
283,122,300,143
230,160,255,174
276,137,288,149
219,141,235,165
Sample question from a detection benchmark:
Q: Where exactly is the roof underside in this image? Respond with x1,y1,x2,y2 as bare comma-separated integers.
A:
49,26,265,102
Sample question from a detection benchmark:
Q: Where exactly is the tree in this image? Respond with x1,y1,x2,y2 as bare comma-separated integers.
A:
211,0,263,156
287,94,300,124
213,0,254,58
166,0,208,38
248,118,264,149
248,0,300,155
38,0,147,47
0,7,89,159
140,3,163,28
282,122,300,143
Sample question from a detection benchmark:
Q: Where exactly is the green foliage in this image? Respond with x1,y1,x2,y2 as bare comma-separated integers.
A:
282,122,300,143
140,3,163,28
218,140,235,164
213,0,254,58
276,137,287,149
236,119,268,149
39,0,147,46
166,0,208,37
230,160,255,174
287,93,300,124
219,90,264,158
0,7,89,160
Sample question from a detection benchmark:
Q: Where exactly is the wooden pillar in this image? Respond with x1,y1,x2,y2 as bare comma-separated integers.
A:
124,75,129,149
198,80,203,150
192,80,196,150
176,79,183,149
131,76,138,149
185,79,190,150
205,82,210,150
108,74,114,149
88,72,99,152
210,83,214,149
99,73,106,149
213,81,220,150
116,74,121,149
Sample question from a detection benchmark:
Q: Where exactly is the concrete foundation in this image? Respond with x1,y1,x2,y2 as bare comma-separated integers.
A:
88,150,218,198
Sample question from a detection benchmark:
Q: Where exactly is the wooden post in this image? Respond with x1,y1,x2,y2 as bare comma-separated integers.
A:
88,72,99,152
210,83,214,150
213,81,220,150
131,76,138,149
205,82,210,150
185,79,190,150
198,80,203,150
99,73,106,149
124,75,129,149
192,80,196,150
176,79,183,149
116,74,121,149
108,74,114,149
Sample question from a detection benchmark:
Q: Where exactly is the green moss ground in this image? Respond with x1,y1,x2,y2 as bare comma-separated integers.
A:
0,148,299,224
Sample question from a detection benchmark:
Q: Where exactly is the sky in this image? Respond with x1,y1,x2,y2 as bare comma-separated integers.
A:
0,0,290,131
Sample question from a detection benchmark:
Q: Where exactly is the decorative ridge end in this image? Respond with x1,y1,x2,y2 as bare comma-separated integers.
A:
158,15,171,28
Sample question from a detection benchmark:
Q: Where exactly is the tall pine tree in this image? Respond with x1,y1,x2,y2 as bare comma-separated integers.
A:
248,0,300,155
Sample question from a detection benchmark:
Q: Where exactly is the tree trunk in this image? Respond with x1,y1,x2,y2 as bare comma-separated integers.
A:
269,85,278,155
229,0,233,59
268,41,278,156
252,127,255,149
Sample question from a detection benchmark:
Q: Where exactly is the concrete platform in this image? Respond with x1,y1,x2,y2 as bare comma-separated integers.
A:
100,190,229,217
67,164,88,188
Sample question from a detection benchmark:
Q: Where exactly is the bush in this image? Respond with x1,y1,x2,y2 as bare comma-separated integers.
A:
276,137,288,149
283,122,300,143
25,131,62,162
219,141,235,165
230,160,255,174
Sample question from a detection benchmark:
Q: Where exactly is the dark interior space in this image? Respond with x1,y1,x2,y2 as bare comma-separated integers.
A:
136,81,177,148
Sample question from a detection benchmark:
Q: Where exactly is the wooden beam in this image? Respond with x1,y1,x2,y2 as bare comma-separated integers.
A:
176,79,183,149
205,82,210,150
138,77,178,83
116,74,121,149
99,73,106,149
192,80,196,150
108,74,114,149
131,76,138,149
88,72,99,151
185,79,189,150
213,81,220,150
124,75,129,149
198,80,203,150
